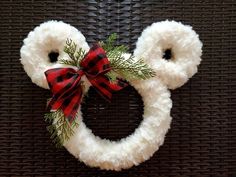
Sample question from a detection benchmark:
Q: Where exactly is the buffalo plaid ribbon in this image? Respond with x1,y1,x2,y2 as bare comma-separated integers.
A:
45,44,127,122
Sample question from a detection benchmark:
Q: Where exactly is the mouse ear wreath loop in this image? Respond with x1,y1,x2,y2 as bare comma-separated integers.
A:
134,20,202,89
20,20,202,171
20,21,90,89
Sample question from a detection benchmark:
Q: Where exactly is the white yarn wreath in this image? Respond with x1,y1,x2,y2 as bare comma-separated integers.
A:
20,20,202,171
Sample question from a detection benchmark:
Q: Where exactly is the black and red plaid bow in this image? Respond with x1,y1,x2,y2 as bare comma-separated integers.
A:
45,44,127,122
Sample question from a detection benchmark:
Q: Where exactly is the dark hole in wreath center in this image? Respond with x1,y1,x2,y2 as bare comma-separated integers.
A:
81,85,144,141
48,51,59,63
163,49,172,60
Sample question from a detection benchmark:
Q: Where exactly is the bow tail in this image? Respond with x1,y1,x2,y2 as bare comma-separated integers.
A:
89,75,128,101
48,84,83,123
49,88,83,123
60,88,83,123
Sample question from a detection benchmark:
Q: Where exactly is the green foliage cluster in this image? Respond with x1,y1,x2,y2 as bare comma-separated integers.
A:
60,39,86,67
100,33,156,81
44,110,79,148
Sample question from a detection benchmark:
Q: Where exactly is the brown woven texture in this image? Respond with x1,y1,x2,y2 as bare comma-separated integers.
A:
0,0,236,176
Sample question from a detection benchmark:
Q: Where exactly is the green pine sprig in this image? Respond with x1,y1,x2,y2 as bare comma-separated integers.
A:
106,52,156,81
60,34,156,81
99,33,128,53
101,33,156,81
44,110,79,148
60,39,86,67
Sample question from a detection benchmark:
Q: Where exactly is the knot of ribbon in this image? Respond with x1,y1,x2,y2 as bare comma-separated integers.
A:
45,44,127,122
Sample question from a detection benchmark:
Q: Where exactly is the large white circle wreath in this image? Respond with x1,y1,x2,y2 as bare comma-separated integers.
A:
20,20,202,170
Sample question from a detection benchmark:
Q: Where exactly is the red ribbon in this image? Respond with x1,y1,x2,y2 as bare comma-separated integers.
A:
45,44,127,122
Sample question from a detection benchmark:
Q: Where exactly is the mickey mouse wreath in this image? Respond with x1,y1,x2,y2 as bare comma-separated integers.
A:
20,20,202,170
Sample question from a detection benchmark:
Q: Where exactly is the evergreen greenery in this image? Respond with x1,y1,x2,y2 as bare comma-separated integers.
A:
100,33,156,81
44,110,79,148
60,39,86,67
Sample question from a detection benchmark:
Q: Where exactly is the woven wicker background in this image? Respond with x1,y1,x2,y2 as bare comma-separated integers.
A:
0,0,236,176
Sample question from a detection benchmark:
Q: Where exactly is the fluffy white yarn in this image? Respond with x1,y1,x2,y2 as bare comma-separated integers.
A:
20,20,202,171
134,20,202,89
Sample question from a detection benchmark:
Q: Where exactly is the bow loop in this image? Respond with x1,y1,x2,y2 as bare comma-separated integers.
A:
45,68,82,92
80,44,111,78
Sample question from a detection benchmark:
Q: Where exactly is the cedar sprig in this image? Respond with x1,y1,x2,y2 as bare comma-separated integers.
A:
60,39,86,67
107,56,156,81
101,33,156,81
99,33,128,53
44,110,79,148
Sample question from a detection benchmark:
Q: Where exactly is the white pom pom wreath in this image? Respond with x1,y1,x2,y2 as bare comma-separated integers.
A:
20,20,202,171
134,20,202,89
20,21,89,89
